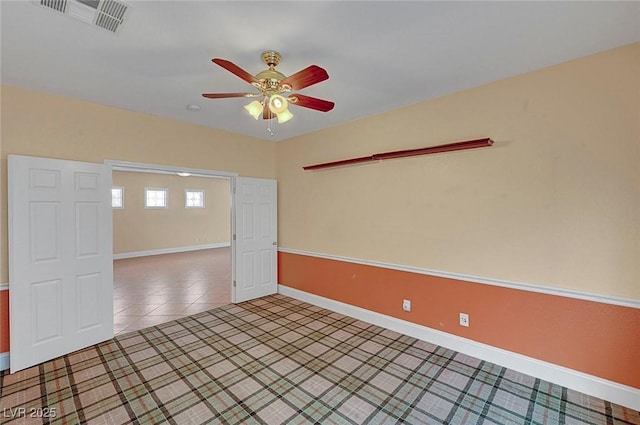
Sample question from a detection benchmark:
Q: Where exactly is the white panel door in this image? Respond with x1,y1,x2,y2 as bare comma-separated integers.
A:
9,155,113,372
234,177,277,303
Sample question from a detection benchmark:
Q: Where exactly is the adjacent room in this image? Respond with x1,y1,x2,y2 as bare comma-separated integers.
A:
0,1,638,424
111,170,232,334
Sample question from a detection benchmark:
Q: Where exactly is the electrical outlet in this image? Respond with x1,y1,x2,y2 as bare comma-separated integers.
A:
402,299,411,312
459,312,469,327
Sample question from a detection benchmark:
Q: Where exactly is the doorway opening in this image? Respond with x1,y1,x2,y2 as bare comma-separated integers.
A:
106,160,237,335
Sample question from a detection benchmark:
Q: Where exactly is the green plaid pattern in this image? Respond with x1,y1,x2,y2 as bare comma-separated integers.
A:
1,295,638,424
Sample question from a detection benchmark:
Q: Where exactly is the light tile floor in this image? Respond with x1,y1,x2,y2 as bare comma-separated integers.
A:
113,247,231,335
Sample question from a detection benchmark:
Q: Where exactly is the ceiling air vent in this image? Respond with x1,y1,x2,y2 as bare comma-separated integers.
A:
37,0,131,34
40,0,67,13
94,0,128,32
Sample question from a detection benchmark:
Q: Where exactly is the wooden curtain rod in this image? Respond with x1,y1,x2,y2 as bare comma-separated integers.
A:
303,138,493,171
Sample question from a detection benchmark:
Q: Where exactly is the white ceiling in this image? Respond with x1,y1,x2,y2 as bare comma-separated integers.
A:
1,1,639,142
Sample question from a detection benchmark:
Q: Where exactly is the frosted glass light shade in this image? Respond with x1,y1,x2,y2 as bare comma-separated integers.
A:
269,95,288,114
244,100,263,120
276,109,293,123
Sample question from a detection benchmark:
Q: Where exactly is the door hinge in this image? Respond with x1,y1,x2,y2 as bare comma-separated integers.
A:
233,234,236,240
233,280,236,287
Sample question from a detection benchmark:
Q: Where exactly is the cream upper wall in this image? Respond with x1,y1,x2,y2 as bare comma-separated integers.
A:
276,42,640,299
112,171,230,254
0,86,276,282
1,44,638,298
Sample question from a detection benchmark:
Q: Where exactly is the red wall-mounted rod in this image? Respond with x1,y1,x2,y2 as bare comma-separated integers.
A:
303,138,493,171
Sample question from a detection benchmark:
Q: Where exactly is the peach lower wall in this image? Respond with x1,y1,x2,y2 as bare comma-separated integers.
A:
278,251,640,389
0,290,8,352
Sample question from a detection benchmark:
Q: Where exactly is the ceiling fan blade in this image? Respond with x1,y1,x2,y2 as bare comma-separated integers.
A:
212,58,259,85
280,65,329,90
202,92,256,99
289,94,335,112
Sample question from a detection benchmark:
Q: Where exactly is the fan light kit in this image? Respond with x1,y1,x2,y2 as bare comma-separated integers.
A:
202,50,334,135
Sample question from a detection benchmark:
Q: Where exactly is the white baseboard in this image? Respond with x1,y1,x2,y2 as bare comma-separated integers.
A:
278,285,640,411
113,242,230,260
0,352,9,371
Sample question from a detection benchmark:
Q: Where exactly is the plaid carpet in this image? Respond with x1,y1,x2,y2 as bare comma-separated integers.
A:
1,294,638,425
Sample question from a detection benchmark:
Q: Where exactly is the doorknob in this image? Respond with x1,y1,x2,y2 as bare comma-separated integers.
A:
272,241,278,246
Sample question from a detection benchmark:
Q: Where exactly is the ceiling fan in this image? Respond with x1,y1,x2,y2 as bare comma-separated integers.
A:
202,51,334,125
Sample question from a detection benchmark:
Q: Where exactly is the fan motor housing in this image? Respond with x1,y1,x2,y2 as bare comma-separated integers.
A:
255,67,286,94
255,68,285,82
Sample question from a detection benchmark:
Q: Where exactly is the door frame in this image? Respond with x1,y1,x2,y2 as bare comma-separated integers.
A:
105,159,241,302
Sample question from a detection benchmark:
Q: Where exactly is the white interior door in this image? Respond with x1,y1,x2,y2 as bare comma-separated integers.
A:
234,177,277,303
9,154,113,372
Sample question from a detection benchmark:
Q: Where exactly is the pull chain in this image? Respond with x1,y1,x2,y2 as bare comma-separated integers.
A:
266,100,274,136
